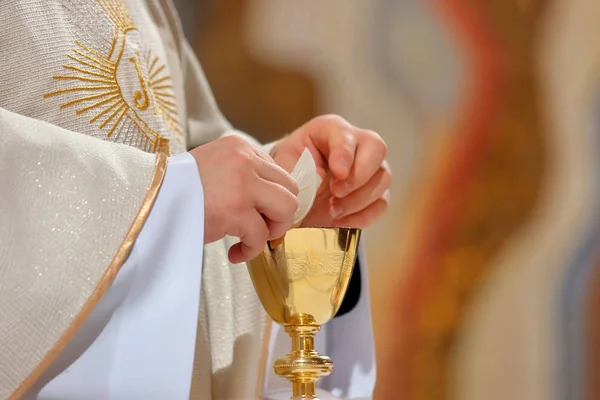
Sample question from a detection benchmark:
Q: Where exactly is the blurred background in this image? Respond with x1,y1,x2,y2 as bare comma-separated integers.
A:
174,1,600,399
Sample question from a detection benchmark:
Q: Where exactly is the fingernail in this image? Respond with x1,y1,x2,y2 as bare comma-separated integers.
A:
333,182,351,198
330,204,344,219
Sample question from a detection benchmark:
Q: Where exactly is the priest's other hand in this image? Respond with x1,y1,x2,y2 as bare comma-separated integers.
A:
271,115,391,229
190,136,299,263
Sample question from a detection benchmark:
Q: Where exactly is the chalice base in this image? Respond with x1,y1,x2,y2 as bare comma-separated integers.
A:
274,319,333,400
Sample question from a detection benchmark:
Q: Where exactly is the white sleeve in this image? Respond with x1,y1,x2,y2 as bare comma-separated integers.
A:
262,243,376,400
319,243,376,399
26,152,205,400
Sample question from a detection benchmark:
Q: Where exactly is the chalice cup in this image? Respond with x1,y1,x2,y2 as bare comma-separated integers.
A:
248,227,361,400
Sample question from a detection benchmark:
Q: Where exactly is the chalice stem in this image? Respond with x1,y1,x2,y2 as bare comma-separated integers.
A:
274,321,333,400
292,381,316,399
291,327,317,399
291,326,316,352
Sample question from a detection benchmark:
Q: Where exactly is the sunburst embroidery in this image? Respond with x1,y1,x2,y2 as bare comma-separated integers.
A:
145,48,183,138
97,0,135,33
44,0,183,155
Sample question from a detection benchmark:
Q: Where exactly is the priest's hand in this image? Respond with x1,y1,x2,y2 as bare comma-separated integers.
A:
190,136,299,263
270,115,391,228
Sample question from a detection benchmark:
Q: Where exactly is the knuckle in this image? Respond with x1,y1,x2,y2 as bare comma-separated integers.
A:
225,134,247,148
375,139,388,158
362,130,387,156
228,137,253,161
235,151,255,171
315,114,351,129
342,130,357,148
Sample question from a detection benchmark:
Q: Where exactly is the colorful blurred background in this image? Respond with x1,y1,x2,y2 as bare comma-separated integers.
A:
174,0,600,399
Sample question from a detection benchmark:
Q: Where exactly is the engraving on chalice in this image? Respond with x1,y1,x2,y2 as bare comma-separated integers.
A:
248,227,361,400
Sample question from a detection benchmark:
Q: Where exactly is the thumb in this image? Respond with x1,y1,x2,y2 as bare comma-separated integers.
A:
271,145,300,174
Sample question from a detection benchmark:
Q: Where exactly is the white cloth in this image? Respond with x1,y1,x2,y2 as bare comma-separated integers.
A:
26,153,205,400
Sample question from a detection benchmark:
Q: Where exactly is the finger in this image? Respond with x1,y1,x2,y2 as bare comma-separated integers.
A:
255,153,300,197
271,143,328,182
330,165,391,219
305,115,357,180
332,190,390,228
269,142,303,173
228,211,269,263
331,131,387,198
254,179,298,239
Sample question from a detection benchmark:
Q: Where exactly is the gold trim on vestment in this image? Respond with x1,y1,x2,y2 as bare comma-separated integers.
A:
9,152,169,400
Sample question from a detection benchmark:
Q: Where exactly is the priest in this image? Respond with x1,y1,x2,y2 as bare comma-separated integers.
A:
0,1,391,399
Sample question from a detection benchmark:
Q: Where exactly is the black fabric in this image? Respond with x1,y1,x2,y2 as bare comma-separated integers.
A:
333,257,361,318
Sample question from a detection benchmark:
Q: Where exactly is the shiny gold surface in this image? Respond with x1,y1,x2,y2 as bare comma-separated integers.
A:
248,227,361,400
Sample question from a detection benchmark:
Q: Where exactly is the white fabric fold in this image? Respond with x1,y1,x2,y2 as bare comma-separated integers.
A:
30,152,205,400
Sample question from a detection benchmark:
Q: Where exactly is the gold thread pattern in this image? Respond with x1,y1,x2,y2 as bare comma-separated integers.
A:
145,48,183,140
97,0,135,33
44,0,184,154
129,52,151,111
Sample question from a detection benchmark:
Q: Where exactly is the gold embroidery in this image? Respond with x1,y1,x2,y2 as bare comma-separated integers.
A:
97,0,135,33
129,52,150,111
44,0,184,154
146,48,183,141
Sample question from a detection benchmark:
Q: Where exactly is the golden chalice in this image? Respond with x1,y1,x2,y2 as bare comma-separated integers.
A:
248,227,361,400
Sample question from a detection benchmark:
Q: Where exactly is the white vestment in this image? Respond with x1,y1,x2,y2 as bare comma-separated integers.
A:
0,1,376,399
